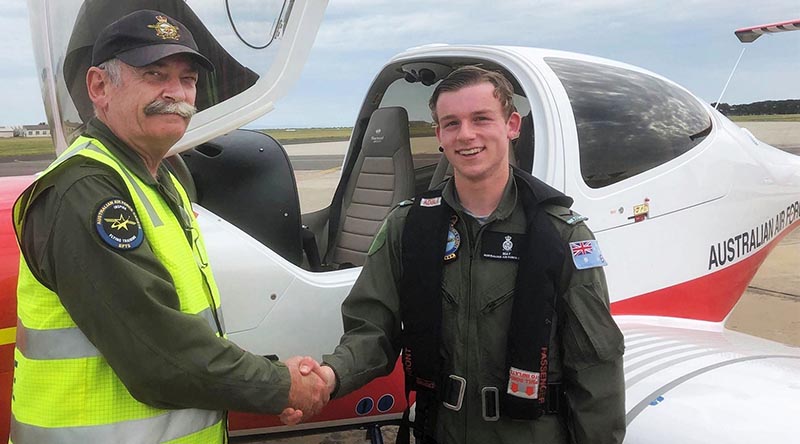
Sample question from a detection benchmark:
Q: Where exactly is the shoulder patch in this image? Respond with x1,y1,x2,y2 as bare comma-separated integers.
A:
95,198,144,250
368,220,389,256
565,214,589,225
569,240,607,269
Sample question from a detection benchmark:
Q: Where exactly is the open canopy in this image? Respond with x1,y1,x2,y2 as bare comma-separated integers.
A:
27,0,327,155
735,19,800,43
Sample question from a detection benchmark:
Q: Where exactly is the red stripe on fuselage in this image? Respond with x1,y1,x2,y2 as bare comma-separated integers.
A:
0,175,34,444
0,177,32,335
611,221,800,321
229,365,407,432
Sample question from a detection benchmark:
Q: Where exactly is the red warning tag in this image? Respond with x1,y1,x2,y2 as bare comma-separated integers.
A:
507,367,540,400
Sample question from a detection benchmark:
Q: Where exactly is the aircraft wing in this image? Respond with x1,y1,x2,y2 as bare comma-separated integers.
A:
735,18,800,43
620,317,800,443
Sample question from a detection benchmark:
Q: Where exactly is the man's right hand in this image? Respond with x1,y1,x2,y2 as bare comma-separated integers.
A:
281,356,336,425
284,356,330,423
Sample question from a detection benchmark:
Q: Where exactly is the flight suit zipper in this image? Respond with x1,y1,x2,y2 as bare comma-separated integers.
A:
463,217,490,444
156,180,225,336
157,181,193,244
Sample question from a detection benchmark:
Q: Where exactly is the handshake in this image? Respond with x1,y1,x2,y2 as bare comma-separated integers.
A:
281,356,337,425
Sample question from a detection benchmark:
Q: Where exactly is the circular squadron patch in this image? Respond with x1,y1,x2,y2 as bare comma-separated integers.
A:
95,198,144,250
444,214,460,262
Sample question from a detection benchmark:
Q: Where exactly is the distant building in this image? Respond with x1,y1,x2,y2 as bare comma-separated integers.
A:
0,126,14,138
22,123,51,138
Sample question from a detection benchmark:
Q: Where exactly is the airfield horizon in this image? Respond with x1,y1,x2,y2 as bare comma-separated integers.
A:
1,117,799,159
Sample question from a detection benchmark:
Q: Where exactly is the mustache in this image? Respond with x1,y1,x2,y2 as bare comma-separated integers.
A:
143,99,197,118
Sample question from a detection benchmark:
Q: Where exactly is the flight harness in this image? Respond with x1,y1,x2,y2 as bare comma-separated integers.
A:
396,168,572,443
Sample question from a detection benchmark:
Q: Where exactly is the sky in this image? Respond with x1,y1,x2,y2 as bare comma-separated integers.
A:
2,0,799,128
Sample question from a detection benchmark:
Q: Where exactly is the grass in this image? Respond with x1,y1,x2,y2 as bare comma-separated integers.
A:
1,116,796,159
0,129,357,159
728,114,800,122
260,124,436,144
261,127,352,145
0,137,55,159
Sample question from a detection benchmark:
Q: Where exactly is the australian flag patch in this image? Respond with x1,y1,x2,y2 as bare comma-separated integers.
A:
569,240,607,269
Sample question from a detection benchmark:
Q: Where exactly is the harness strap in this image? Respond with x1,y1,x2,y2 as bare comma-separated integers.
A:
398,169,572,429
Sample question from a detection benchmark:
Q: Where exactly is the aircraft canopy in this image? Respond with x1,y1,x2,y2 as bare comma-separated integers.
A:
27,0,327,155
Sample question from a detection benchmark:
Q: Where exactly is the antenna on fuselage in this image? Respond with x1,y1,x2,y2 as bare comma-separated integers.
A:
714,18,800,110
714,47,747,110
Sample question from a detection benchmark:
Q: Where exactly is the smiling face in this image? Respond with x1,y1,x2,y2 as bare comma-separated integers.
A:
88,54,199,156
434,82,521,186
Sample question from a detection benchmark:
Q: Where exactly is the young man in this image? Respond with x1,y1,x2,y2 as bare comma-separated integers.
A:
12,10,326,443
310,66,626,443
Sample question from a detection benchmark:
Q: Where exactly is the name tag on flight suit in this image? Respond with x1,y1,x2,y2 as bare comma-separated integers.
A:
482,232,525,261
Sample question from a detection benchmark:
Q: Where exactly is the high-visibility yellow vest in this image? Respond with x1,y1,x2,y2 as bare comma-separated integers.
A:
11,136,225,443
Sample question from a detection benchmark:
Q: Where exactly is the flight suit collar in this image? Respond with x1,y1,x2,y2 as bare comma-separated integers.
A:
85,118,171,187
441,166,518,224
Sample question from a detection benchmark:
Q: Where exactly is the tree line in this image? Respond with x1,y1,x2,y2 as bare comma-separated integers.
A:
712,99,800,116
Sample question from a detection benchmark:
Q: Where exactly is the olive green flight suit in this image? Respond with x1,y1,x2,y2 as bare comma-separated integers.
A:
324,172,625,444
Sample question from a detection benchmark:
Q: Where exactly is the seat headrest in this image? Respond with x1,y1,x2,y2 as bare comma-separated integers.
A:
513,112,534,171
361,107,410,156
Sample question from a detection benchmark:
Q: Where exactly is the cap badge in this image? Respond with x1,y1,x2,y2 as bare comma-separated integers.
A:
148,15,181,40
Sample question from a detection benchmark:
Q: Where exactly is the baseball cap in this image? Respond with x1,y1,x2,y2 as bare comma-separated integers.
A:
91,9,214,71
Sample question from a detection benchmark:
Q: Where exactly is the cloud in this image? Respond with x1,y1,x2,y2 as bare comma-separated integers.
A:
317,0,798,52
3,0,798,126
0,11,37,80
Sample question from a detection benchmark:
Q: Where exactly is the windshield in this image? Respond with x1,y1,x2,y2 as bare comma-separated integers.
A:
27,0,322,153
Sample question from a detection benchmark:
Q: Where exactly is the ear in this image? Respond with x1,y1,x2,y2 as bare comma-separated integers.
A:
435,122,442,143
506,111,522,140
86,67,110,111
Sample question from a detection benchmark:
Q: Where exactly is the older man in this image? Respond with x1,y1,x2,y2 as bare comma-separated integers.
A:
310,66,625,443
11,10,325,443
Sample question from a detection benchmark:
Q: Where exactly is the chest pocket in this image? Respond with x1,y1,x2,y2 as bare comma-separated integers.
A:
475,228,524,310
476,254,519,313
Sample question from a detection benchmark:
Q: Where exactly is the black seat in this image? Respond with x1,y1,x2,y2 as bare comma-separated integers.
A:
179,129,303,265
514,112,535,172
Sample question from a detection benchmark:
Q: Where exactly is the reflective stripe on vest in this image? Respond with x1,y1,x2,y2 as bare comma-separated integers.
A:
11,409,223,444
82,143,164,227
11,136,224,442
15,307,220,360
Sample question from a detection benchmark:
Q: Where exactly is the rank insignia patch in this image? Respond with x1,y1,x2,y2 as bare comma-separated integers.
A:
95,198,144,250
569,240,607,269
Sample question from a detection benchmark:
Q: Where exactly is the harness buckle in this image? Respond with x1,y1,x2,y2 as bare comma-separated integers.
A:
545,382,564,414
481,387,500,421
442,375,466,411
